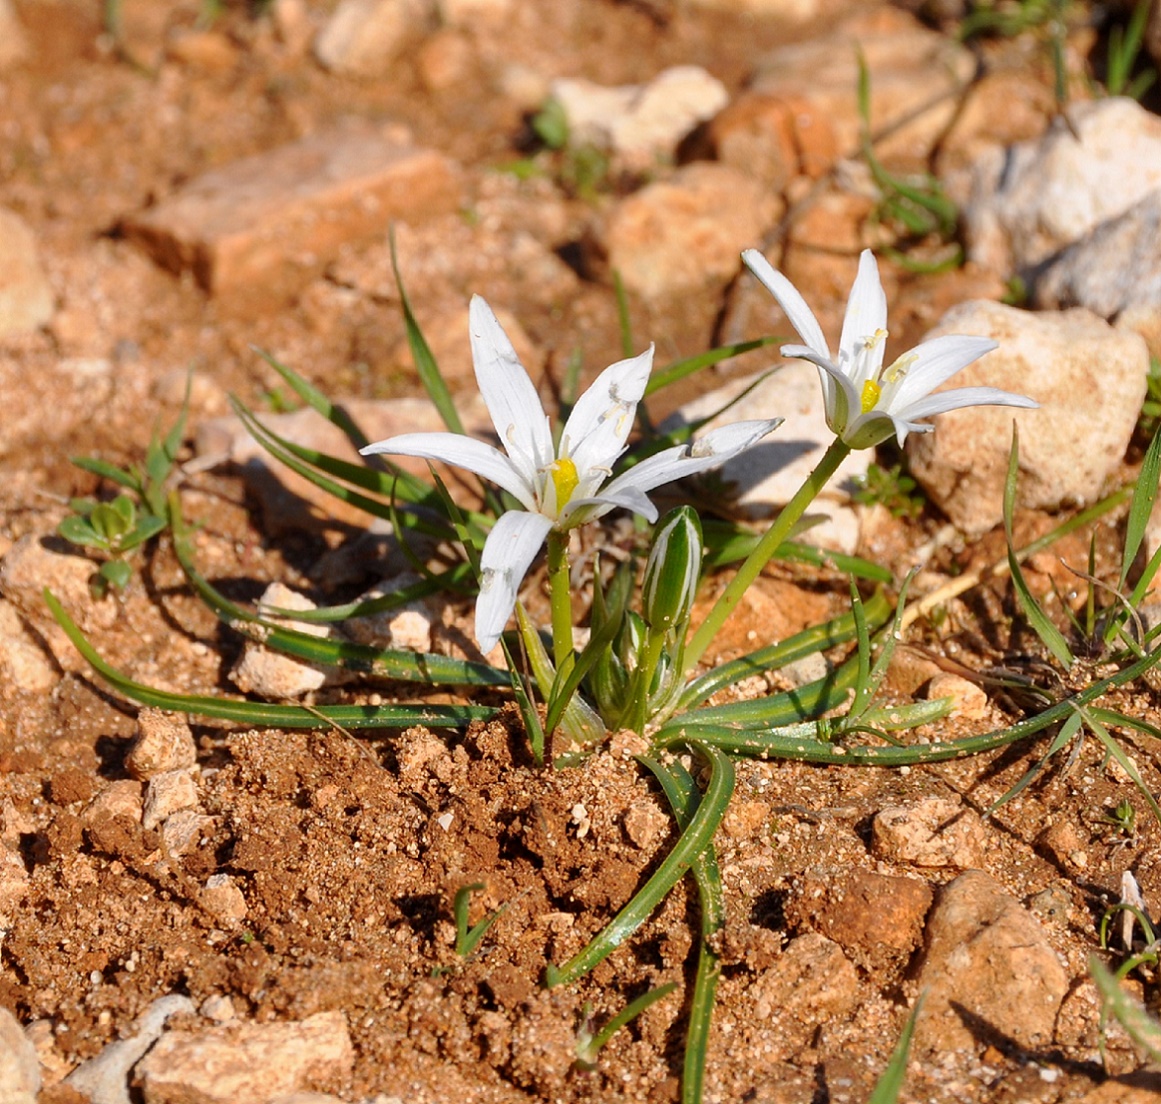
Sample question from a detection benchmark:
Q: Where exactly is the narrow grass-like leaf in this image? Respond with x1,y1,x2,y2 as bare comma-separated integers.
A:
1083,708,1161,827
984,708,1083,816
45,590,493,728
1004,428,1074,668
644,336,779,397
454,883,510,958
389,227,465,436
1120,422,1161,590
701,525,892,581
576,983,679,1069
502,633,545,765
545,742,734,988
637,754,724,1104
867,995,925,1104
1091,954,1161,1064
70,456,140,491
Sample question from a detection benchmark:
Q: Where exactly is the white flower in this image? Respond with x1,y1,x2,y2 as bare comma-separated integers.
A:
742,248,1038,449
361,295,780,652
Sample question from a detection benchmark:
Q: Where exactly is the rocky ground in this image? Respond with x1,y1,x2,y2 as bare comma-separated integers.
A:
2,1,1161,1102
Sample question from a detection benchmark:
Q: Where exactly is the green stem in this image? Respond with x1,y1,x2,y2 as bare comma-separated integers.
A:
625,629,667,734
547,529,574,670
684,438,852,674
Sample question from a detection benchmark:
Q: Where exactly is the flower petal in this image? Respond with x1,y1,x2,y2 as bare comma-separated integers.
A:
360,432,538,510
885,335,999,412
781,345,860,434
469,295,553,475
742,249,831,359
475,510,554,653
838,250,888,380
897,386,1039,423
561,346,654,478
564,484,659,526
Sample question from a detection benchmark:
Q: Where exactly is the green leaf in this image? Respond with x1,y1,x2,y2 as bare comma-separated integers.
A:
1121,421,1161,590
1091,955,1161,1064
58,515,106,550
453,883,509,958
389,227,465,437
98,560,133,591
867,994,925,1104
1004,427,1074,668
44,589,495,729
70,456,140,492
644,337,780,397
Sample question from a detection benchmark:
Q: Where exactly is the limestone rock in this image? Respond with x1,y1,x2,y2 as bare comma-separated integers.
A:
595,163,780,303
914,870,1068,1052
142,769,200,832
551,66,728,170
665,362,870,551
0,208,53,337
751,932,860,1026
871,795,986,868
964,98,1161,275
343,573,436,653
136,1010,354,1104
907,301,1147,535
0,597,57,692
229,583,330,699
199,874,248,924
313,0,430,77
0,1007,39,1104
123,126,461,305
127,709,198,779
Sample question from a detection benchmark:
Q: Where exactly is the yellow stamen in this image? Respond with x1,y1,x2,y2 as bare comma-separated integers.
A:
883,352,918,385
550,457,579,509
860,379,881,414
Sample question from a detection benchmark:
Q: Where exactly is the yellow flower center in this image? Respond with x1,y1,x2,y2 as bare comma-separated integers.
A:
860,379,881,414
550,457,579,509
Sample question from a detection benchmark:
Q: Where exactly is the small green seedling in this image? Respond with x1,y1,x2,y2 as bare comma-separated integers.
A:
573,983,677,1071
852,461,925,520
58,494,167,597
1102,798,1137,840
453,883,508,959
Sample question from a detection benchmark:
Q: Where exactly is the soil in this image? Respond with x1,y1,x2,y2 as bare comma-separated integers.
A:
2,3,1161,1103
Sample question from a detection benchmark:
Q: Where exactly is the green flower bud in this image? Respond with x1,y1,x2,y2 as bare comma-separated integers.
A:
641,506,703,633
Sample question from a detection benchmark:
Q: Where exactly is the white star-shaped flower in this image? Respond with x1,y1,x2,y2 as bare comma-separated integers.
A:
361,295,780,652
742,248,1038,449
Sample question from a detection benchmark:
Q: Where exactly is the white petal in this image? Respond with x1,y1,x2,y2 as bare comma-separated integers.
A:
742,249,831,358
781,345,860,434
475,510,554,653
563,485,659,526
469,295,553,474
897,386,1039,423
837,250,888,373
839,411,900,450
886,335,998,412
561,346,654,477
361,432,538,510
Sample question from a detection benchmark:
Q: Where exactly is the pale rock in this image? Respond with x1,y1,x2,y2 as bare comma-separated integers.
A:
66,994,195,1104
199,874,248,924
924,672,988,721
23,1019,70,1090
914,870,1068,1052
136,1010,354,1104
751,932,859,1024
907,301,1147,535
551,66,728,170
597,163,780,302
0,0,30,69
344,573,435,653
230,583,330,699
313,0,429,77
0,208,53,336
0,1007,39,1104
127,709,198,779
200,995,237,1023
0,845,29,936
165,29,239,72
871,795,986,868
685,0,822,17
415,28,473,92
83,780,144,828
1033,191,1161,328
749,8,975,164
0,597,57,692
270,0,315,55
436,0,513,26
964,98,1161,275
160,810,214,856
123,126,461,304
142,769,200,832
665,362,870,551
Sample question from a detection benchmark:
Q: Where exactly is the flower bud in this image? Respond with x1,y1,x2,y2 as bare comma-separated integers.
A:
641,506,702,633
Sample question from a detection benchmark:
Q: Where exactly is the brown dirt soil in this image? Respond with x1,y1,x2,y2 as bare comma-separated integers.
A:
2,3,1161,1103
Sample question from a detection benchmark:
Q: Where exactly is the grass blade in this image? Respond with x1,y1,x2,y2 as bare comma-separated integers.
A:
644,337,780,397
867,994,925,1104
1121,421,1161,591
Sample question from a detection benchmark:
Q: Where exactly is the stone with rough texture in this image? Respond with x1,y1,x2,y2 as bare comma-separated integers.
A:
199,874,248,924
964,98,1161,275
1033,191,1161,326
66,995,195,1104
313,0,429,76
596,163,780,302
666,362,869,551
907,301,1147,535
871,795,986,868
914,870,1069,1053
127,709,198,779
749,8,975,165
123,126,461,303
552,66,728,170
0,208,54,337
136,1010,354,1104
230,583,330,699
344,573,435,652
142,769,200,832
0,597,56,692
751,932,860,1025
0,844,30,934
0,1007,39,1104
